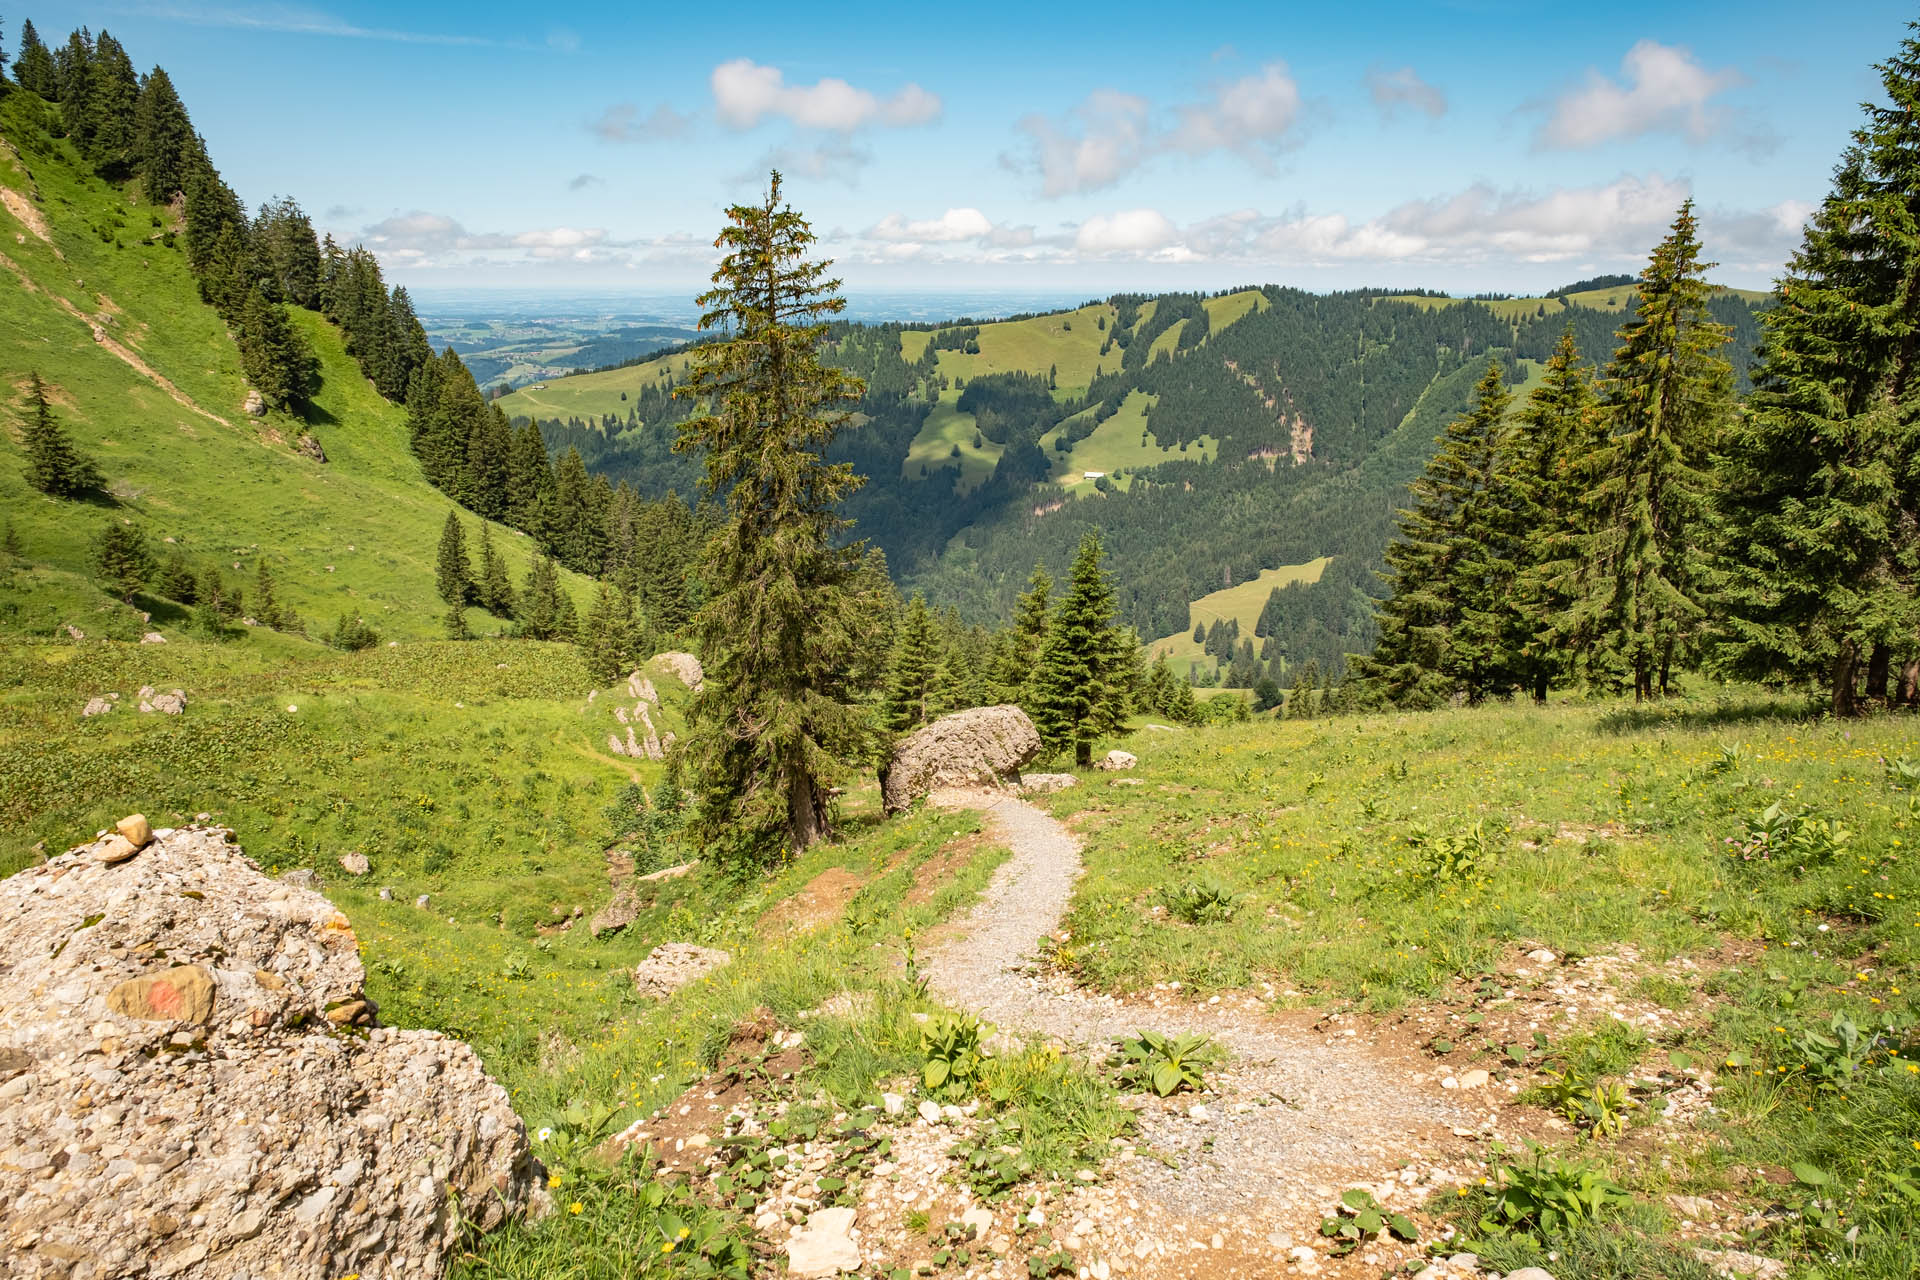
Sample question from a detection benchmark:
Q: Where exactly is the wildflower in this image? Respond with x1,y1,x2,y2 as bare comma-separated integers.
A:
536,1127,553,1143
548,1174,563,1188
569,1201,583,1215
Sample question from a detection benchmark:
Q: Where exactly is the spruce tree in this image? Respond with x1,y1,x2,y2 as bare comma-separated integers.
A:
434,511,470,606
475,522,514,617
159,550,197,603
1713,31,1920,716
443,601,471,641
14,21,56,97
253,560,289,630
670,172,874,862
579,583,645,682
82,32,137,176
1351,360,1513,707
20,372,103,496
237,286,314,410
516,554,575,641
131,66,194,200
882,593,937,733
1030,530,1130,766
1508,329,1603,701
993,562,1052,706
1571,202,1732,700
92,521,153,601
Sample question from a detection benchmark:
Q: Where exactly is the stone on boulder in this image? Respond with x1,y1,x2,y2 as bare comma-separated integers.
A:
653,651,704,692
880,704,1042,814
116,814,154,847
0,825,539,1280
632,942,731,999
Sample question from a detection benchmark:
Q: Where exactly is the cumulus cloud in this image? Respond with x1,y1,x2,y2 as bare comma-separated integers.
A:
593,102,695,143
711,59,942,132
1368,66,1446,119
356,213,622,266
1537,41,1758,150
1011,63,1304,197
857,209,1038,261
1075,209,1180,256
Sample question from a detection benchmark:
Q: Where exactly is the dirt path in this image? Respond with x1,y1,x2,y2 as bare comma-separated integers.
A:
925,788,1480,1275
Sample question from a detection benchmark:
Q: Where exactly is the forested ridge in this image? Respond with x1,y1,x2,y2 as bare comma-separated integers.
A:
519,281,1767,678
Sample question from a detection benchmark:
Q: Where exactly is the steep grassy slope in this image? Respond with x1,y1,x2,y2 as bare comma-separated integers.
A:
1143,557,1331,666
0,93,591,641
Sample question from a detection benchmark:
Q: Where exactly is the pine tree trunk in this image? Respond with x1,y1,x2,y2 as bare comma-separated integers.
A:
1634,659,1652,703
787,779,828,853
1531,668,1548,705
1867,643,1891,705
1900,657,1920,708
1833,641,1861,719
1658,639,1674,698
1075,738,1092,767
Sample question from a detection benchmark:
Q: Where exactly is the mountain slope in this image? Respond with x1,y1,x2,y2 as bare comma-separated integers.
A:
0,91,591,642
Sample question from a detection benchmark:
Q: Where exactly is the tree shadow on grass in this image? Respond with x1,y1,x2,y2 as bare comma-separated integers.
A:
1593,694,1823,737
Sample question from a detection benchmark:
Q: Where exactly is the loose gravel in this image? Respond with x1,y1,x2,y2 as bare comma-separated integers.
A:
925,788,1479,1241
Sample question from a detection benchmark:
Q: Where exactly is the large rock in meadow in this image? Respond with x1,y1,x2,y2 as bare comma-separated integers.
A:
0,824,541,1280
880,704,1043,814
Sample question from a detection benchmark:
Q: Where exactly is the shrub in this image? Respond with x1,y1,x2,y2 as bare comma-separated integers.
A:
328,613,380,651
1161,877,1242,924
1728,801,1852,869
920,1012,991,1101
1476,1143,1629,1240
1113,1029,1219,1097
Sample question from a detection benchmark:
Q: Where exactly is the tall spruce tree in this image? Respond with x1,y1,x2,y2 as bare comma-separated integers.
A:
14,21,56,97
882,593,937,733
434,511,470,606
1030,530,1130,765
671,172,872,862
1571,203,1732,700
475,522,514,617
1508,329,1603,701
1713,31,1920,715
993,562,1052,707
21,372,103,496
82,31,136,176
579,583,646,683
237,286,314,410
131,66,193,199
1351,360,1513,707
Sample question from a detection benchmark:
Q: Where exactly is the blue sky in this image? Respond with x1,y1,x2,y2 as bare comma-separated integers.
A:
28,1,1914,293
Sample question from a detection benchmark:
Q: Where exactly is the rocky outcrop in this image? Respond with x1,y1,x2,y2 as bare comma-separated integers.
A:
0,823,540,1280
296,433,327,462
654,652,704,692
242,389,266,417
632,943,731,998
880,705,1042,814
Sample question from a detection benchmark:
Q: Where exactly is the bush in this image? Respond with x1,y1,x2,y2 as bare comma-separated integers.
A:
1113,1029,1219,1096
1161,877,1242,924
328,613,380,651
1476,1143,1629,1240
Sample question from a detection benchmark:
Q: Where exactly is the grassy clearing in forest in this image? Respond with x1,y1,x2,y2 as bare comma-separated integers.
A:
1143,557,1331,667
900,393,1000,493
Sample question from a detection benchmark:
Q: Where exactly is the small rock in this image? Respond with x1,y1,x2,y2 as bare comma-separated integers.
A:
1506,1269,1557,1280
1019,772,1079,793
1187,1103,1211,1120
378,887,393,901
280,868,322,891
415,894,431,910
881,1092,905,1116
149,690,186,715
960,1207,993,1236
339,853,370,876
1692,1249,1788,1280
140,631,166,645
116,814,154,848
917,1099,942,1124
631,943,731,998
1458,1069,1491,1089
1526,948,1557,964
1095,749,1136,771
1447,1254,1478,1270
82,696,114,717
243,389,266,416
93,834,140,864
1667,1194,1715,1221
786,1206,860,1276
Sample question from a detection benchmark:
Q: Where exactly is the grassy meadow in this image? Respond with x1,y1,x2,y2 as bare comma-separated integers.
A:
1039,390,1218,497
1144,557,1332,665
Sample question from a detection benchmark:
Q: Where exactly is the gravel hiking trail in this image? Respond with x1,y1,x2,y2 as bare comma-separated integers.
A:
925,788,1479,1275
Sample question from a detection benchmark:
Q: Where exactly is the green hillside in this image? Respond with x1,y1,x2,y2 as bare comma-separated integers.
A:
0,91,592,643
1144,557,1331,667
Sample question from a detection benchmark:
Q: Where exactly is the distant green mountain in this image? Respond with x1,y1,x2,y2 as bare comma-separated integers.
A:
503,281,1769,675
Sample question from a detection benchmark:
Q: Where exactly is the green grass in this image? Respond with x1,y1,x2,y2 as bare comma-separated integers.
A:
1379,284,1769,321
1039,390,1215,497
901,393,1001,493
496,348,693,423
1201,288,1267,331
1033,694,1920,1280
0,93,594,642
1144,557,1331,667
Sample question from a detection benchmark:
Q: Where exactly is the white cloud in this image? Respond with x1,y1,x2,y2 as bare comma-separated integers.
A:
358,214,618,265
867,208,996,243
859,209,1038,259
593,103,695,143
1368,66,1446,119
1012,63,1304,197
1075,209,1180,256
711,59,941,133
1538,41,1748,149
